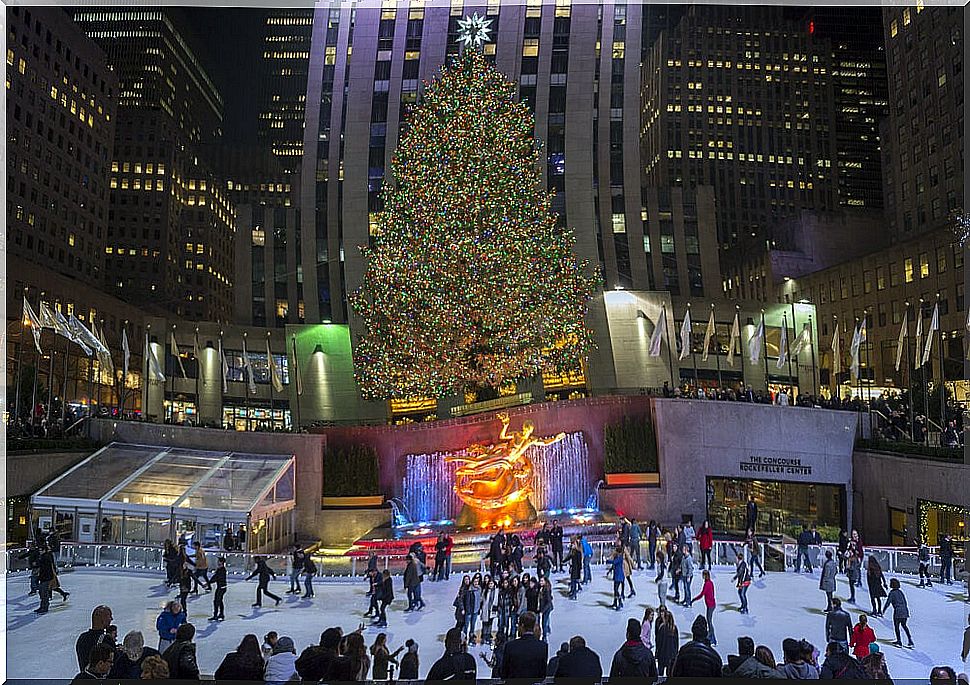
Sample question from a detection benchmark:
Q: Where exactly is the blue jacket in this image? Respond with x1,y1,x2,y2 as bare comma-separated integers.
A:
156,609,186,640
581,539,593,557
609,556,625,582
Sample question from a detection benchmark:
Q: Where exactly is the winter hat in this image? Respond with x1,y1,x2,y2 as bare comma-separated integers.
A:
691,615,709,641
274,636,295,654
869,644,879,654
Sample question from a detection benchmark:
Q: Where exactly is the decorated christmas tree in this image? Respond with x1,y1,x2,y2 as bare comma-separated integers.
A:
352,17,599,401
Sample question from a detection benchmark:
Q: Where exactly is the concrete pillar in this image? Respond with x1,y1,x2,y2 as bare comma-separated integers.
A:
197,344,222,426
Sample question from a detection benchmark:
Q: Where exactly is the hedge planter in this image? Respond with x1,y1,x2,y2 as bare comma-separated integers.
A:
322,495,385,508
604,472,660,487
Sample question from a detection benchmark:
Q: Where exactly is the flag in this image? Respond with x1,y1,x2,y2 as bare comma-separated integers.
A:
292,337,304,396
832,320,842,377
790,323,812,358
194,331,205,385
242,337,257,395
169,330,188,379
266,339,284,393
701,308,716,362
726,311,741,367
776,315,789,369
894,310,908,372
849,317,866,379
95,321,114,376
648,305,667,357
121,327,130,379
22,297,44,355
748,316,765,364
66,314,94,356
921,302,939,366
38,302,69,337
219,338,229,394
914,307,923,368
145,333,165,382
678,307,692,361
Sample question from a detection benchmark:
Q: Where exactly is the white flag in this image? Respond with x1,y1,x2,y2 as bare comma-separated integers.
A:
648,305,667,358
776,315,789,369
169,330,188,379
748,317,765,364
67,314,94,356
921,302,939,366
832,320,842,377
701,308,716,362
38,302,69,338
219,338,229,393
267,338,284,393
242,337,257,395
849,317,866,380
22,297,44,355
122,327,130,378
894,310,908,372
790,323,812,358
726,311,741,367
292,337,304,396
145,333,165,382
678,307,692,361
95,321,114,376
914,308,923,368
194,331,205,385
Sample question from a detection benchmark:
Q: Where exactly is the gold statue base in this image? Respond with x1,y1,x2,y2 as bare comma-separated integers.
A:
456,499,538,530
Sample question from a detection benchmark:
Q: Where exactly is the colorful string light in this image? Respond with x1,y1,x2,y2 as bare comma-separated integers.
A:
351,48,599,400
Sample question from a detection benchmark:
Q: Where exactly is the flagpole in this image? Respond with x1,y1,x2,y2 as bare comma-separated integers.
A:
291,334,301,430
808,315,818,397
46,311,56,421
662,304,675,389
30,291,45,428
219,331,226,428
14,286,28,424
688,304,699,392
919,298,927,445
736,305,745,390
267,331,274,431
119,320,127,419
936,294,944,432
788,303,796,394
243,331,251,432
169,324,176,424
195,326,201,427
905,303,915,441
60,335,70,429
712,304,722,390
97,318,106,417
862,309,873,438
761,309,769,395
832,314,839,400
144,324,151,421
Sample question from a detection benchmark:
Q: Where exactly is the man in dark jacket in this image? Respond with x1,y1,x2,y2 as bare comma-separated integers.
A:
18,541,41,596
550,521,565,572
75,605,113,670
609,618,658,678
722,636,784,678
555,636,602,680
499,611,548,679
35,545,57,614
825,598,852,650
72,643,115,681
162,623,200,680
795,525,815,572
427,627,476,681
295,628,354,681
819,641,869,679
671,615,723,677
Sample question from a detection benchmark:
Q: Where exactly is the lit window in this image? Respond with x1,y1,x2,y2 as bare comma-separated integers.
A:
890,20,898,38
919,252,929,278
325,46,337,65
69,234,75,247
611,214,626,234
6,49,13,66
902,8,911,25
522,39,539,57
904,258,914,283
612,41,625,58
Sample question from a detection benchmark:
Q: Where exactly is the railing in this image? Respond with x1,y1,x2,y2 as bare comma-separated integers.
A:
5,541,961,581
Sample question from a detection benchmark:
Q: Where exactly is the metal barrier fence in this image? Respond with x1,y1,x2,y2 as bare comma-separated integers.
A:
3,541,957,580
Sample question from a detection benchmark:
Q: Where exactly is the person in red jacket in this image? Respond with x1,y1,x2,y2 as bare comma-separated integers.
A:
697,521,715,570
849,614,876,659
691,569,718,646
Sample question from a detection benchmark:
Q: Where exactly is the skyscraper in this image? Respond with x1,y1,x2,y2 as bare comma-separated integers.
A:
74,9,235,321
881,4,963,243
640,6,839,259
257,9,313,174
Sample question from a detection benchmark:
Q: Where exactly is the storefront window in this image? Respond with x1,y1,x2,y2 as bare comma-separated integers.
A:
707,477,845,538
918,499,968,545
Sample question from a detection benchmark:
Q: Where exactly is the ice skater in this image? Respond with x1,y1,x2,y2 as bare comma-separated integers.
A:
209,557,228,621
886,578,914,648
917,541,933,587
247,556,281,607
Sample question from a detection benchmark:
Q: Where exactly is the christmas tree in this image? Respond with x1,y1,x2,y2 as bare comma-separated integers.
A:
352,25,599,401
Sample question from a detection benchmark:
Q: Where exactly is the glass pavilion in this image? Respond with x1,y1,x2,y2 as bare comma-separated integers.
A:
30,443,296,553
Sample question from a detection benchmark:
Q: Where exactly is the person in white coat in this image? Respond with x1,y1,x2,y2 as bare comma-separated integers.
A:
264,636,298,684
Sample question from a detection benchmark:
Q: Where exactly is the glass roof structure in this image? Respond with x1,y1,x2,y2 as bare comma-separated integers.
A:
32,442,296,520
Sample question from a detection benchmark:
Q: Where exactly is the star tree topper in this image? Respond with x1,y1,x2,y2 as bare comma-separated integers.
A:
457,12,493,50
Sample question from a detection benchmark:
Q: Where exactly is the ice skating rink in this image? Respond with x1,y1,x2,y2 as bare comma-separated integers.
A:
6,565,967,679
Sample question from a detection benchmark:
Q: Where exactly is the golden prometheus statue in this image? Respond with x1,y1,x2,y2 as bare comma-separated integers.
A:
446,412,566,529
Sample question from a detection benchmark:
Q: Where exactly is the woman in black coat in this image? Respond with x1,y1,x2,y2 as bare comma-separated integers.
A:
654,606,679,677
866,555,888,617
215,634,265,681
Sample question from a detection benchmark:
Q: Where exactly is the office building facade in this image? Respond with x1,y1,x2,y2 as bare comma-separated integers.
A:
74,10,236,322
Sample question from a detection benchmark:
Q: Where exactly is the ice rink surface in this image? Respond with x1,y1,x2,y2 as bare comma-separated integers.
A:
6,565,967,679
